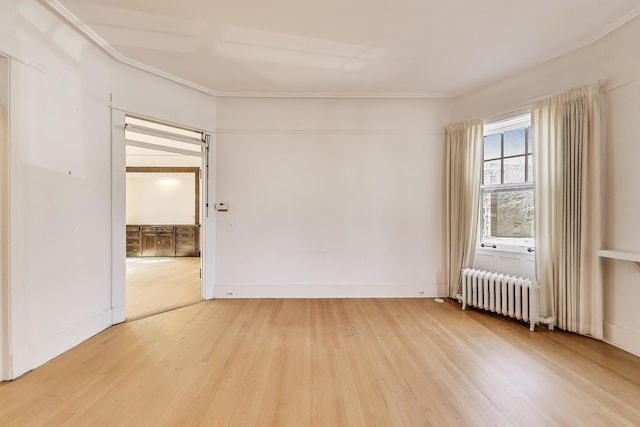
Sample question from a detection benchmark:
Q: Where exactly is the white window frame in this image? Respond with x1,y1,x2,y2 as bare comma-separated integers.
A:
479,114,534,254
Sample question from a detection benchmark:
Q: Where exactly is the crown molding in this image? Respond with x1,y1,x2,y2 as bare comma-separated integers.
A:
214,91,448,100
40,0,640,102
448,5,640,100
39,0,218,97
583,4,640,47
38,0,449,101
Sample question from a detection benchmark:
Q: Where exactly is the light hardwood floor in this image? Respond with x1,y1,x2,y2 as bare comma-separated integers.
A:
126,257,201,319
1,299,639,426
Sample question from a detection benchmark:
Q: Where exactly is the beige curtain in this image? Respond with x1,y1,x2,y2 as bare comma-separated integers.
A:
532,85,603,338
446,120,483,298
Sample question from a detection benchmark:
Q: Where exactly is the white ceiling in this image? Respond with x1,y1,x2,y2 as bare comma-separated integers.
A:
51,0,640,97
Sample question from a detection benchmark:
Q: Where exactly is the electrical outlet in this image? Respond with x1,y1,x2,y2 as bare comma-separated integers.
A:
226,291,234,296
418,290,425,295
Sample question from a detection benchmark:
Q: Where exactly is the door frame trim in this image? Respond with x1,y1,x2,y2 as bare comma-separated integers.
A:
111,109,215,324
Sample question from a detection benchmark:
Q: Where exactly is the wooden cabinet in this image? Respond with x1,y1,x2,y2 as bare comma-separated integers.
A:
141,226,175,256
126,225,142,256
175,226,199,257
127,225,199,257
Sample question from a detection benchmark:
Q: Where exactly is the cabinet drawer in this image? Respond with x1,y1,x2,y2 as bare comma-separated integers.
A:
175,226,195,236
126,225,140,232
156,226,174,233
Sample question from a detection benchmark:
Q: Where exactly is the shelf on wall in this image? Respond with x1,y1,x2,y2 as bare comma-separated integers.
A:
597,249,640,264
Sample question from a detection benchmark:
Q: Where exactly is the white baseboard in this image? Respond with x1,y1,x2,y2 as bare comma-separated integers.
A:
11,309,112,379
604,322,640,357
214,283,441,299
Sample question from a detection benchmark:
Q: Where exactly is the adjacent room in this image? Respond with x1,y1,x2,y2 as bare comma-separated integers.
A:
1,0,639,425
124,116,205,319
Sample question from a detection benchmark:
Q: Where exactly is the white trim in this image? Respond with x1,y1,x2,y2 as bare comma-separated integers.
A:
604,73,640,93
604,322,640,358
478,238,535,254
581,5,640,49
39,0,217,97
111,109,127,324
202,134,216,300
484,113,531,135
37,0,447,100
11,309,112,379
214,284,443,299
42,0,640,100
449,5,640,99
41,0,640,100
0,54,8,381
216,128,444,136
214,92,449,100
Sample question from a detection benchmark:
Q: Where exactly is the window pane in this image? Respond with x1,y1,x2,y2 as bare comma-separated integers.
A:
503,156,525,183
527,154,533,182
484,134,501,160
527,126,532,153
483,160,501,185
482,189,534,239
504,128,526,157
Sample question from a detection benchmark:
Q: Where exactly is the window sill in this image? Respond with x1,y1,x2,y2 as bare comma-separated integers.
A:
478,239,535,254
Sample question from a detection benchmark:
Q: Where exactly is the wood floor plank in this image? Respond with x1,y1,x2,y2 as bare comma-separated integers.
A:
1,298,640,426
126,257,201,318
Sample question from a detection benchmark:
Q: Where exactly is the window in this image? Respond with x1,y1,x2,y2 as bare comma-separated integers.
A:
480,115,534,250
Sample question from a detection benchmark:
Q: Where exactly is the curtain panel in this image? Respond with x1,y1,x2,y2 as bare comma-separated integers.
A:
532,85,603,338
446,120,483,298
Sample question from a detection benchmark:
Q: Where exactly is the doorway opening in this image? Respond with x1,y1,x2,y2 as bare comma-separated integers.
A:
124,116,209,319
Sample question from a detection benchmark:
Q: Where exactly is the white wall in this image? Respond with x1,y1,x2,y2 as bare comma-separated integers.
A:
215,97,448,298
9,60,112,376
126,172,196,224
0,0,114,379
474,249,535,279
602,75,640,357
0,0,217,378
449,16,640,356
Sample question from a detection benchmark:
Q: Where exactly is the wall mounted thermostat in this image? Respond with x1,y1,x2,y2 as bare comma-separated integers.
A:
215,202,228,212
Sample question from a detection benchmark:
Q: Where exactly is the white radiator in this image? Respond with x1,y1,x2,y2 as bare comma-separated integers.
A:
461,268,540,331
